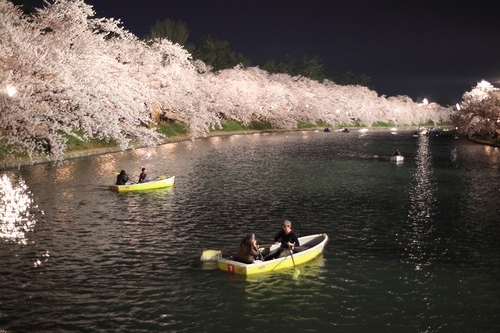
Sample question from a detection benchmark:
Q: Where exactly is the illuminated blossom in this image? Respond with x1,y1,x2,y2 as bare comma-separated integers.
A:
0,0,451,161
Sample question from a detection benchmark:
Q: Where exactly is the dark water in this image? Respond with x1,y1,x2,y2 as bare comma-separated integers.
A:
1,129,499,332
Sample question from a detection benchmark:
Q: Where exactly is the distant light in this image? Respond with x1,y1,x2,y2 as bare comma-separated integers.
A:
305,104,309,108
422,98,429,105
6,85,16,97
456,103,461,110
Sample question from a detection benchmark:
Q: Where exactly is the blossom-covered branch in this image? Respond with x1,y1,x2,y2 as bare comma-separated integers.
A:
453,81,500,137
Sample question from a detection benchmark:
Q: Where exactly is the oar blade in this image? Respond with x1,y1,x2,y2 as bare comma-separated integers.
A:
200,249,222,262
288,248,300,279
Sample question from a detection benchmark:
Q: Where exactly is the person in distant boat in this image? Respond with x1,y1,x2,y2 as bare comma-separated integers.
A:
138,167,150,183
263,220,300,260
235,234,260,264
116,170,129,185
393,148,401,156
323,127,331,132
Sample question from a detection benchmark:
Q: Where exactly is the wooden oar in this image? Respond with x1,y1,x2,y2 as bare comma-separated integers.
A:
146,175,168,180
200,243,273,262
200,247,237,261
289,247,300,278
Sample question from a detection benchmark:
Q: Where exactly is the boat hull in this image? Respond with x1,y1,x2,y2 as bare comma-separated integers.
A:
218,233,328,275
108,176,175,192
390,155,404,162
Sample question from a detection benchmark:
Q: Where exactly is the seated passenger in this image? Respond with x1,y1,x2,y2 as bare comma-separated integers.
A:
235,234,260,264
116,170,129,185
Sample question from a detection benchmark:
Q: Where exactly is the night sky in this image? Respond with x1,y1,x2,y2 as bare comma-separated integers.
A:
33,0,500,103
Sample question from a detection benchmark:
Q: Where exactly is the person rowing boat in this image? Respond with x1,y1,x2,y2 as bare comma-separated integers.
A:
262,220,300,260
138,167,150,183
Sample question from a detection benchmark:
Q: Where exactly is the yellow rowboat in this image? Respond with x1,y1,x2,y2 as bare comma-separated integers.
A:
218,233,328,275
108,176,175,192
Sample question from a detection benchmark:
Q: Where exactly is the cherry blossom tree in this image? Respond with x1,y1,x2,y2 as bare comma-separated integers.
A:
1,0,167,160
206,66,449,129
1,0,452,162
452,80,500,137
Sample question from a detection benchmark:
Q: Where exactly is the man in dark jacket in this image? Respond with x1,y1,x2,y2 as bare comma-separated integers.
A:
264,220,300,260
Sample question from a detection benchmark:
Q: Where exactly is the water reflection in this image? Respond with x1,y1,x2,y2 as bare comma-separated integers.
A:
0,174,37,244
450,147,458,168
405,135,437,270
0,131,499,332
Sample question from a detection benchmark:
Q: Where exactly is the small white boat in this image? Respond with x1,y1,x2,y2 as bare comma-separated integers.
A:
390,155,404,162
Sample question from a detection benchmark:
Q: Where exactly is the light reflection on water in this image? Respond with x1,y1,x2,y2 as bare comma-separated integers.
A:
0,130,499,332
405,134,437,270
0,174,38,245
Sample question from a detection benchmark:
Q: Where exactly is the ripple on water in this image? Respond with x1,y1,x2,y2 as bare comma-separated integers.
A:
1,131,499,332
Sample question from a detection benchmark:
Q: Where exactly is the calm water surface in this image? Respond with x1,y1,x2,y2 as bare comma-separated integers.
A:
1,130,499,332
